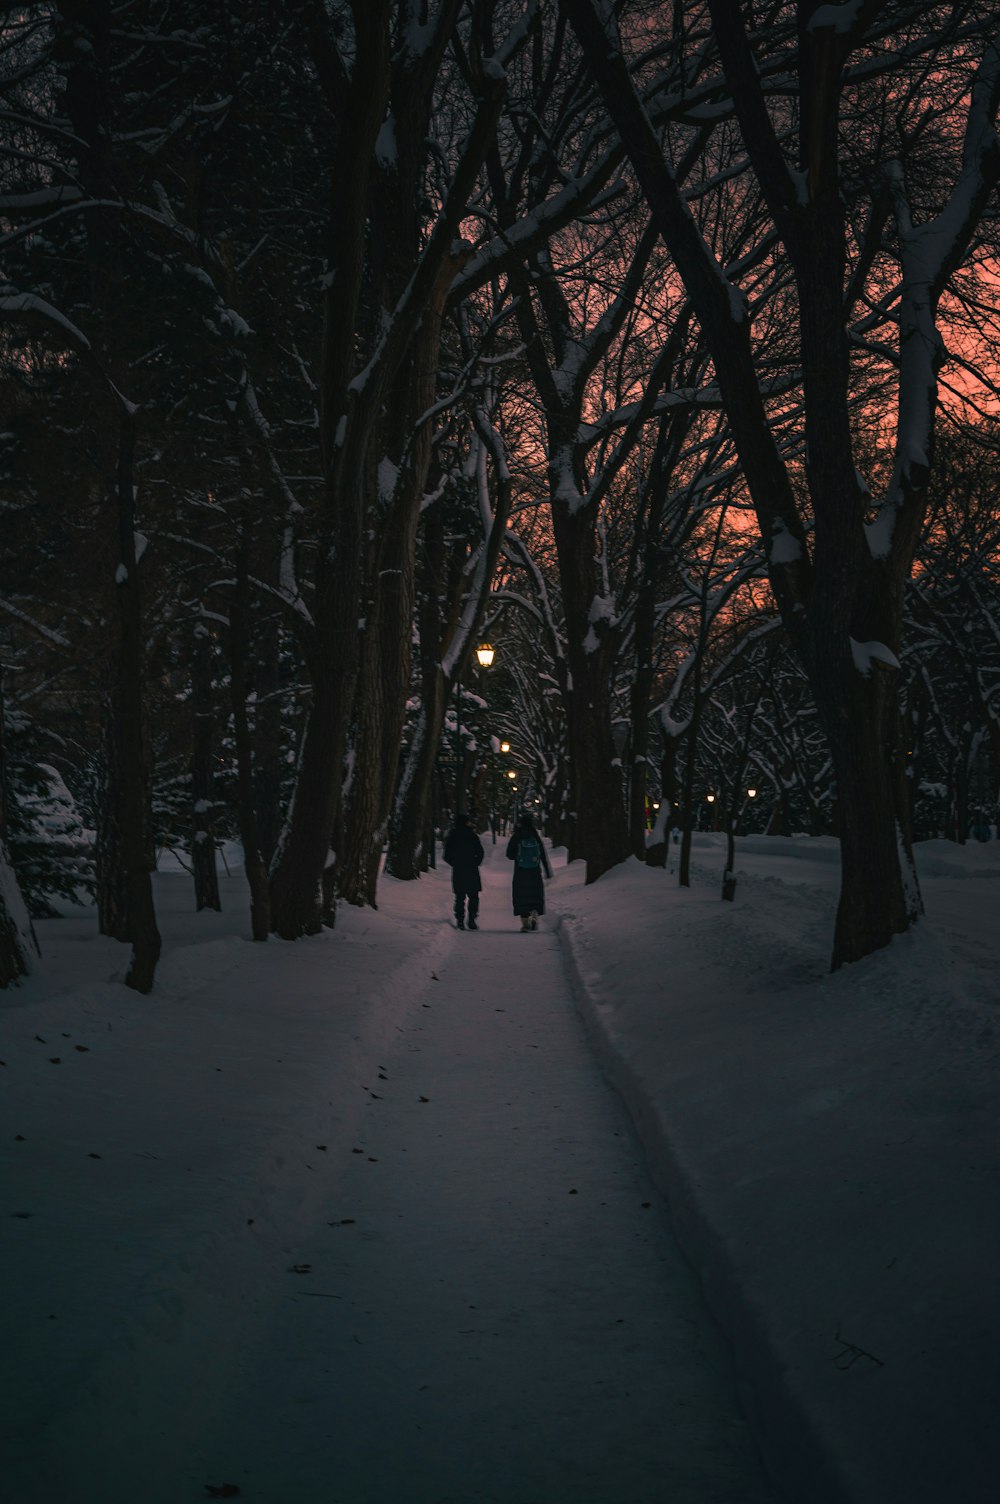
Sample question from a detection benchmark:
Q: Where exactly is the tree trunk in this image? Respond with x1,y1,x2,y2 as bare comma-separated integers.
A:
628,650,655,860
814,642,915,967
384,490,457,881
190,622,221,913
386,692,445,882
269,666,346,939
52,1,159,987
551,499,630,883
0,668,37,986
337,485,422,907
96,689,129,938
113,415,161,993
228,513,271,941
0,843,37,988
253,613,285,868
722,821,737,902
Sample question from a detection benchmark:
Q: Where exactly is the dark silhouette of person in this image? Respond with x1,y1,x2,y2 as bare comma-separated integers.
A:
505,811,551,930
443,812,485,929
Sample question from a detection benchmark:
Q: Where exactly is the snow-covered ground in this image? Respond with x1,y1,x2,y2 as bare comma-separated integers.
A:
1,833,997,1502
552,834,1000,1504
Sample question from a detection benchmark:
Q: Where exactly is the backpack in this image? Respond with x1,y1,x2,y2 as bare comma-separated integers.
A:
517,834,542,869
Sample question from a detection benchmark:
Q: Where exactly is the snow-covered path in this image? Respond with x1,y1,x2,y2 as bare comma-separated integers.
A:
182,846,774,1503
3,844,776,1503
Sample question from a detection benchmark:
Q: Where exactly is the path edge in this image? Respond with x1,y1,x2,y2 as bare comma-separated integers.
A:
552,908,848,1504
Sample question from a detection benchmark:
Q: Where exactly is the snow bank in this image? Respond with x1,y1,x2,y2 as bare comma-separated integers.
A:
550,840,1000,1504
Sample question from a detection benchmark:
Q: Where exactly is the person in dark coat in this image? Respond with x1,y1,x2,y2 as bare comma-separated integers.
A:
443,812,485,929
505,812,551,930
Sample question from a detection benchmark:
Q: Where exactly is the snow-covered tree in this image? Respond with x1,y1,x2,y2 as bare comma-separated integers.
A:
564,0,1000,965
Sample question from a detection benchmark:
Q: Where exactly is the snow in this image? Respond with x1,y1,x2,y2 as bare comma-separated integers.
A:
865,504,895,558
850,637,902,677
768,522,802,565
0,841,37,973
807,1,864,33
374,117,397,169
2,835,998,1502
376,455,398,503
0,290,92,349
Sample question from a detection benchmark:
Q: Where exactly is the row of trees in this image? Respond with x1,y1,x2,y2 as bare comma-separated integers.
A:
2,2,999,989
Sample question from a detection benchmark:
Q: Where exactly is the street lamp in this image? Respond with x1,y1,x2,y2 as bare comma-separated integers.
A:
454,642,496,820
476,644,496,836
743,785,758,836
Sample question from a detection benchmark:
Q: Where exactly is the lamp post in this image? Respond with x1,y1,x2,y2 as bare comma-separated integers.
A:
455,643,495,823
453,674,461,819
497,741,510,834
475,644,495,833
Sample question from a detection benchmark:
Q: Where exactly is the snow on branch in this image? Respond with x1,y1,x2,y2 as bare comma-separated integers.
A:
0,187,84,213
878,29,1000,547
0,598,72,649
0,288,91,351
0,288,139,414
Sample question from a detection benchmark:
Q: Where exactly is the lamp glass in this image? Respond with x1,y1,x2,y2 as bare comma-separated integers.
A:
476,644,495,668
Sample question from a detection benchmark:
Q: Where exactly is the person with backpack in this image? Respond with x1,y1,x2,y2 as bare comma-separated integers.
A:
443,811,485,930
505,811,551,930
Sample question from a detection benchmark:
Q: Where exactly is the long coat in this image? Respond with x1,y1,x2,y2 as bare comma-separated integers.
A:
443,824,484,893
506,827,551,915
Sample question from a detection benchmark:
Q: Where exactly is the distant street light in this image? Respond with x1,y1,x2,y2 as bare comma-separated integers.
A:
476,643,495,669
741,786,759,836
500,740,510,754
706,792,716,803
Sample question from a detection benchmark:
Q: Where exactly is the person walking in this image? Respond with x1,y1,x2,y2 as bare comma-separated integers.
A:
506,811,551,930
443,812,485,930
